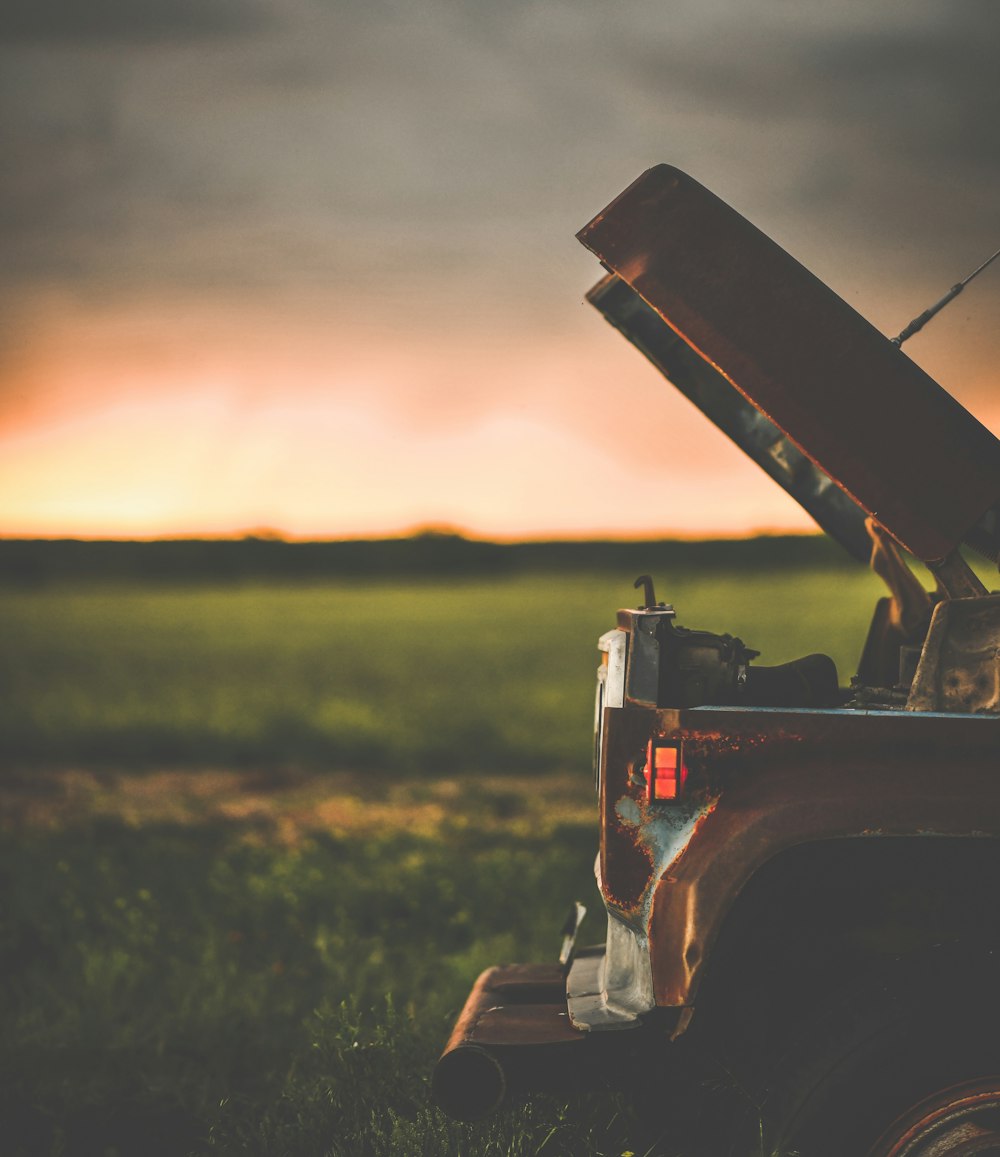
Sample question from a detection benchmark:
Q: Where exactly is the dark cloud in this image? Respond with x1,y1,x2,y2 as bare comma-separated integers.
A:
1,0,997,332
620,2,1000,211
809,5,1000,176
0,0,269,43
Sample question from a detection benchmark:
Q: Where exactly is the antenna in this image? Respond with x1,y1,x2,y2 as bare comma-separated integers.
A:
891,246,1000,347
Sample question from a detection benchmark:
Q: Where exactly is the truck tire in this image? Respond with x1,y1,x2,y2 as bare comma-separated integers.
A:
747,944,1000,1157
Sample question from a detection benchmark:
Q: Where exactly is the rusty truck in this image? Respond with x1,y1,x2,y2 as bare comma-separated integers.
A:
433,166,1000,1156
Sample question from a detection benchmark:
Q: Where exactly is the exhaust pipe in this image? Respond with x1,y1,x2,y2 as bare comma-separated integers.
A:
432,962,585,1121
432,1043,508,1121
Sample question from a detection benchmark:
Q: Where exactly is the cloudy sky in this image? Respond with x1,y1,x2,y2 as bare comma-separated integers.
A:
1,0,997,539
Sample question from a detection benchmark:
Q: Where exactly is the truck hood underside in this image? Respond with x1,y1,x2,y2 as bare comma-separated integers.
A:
578,165,1000,565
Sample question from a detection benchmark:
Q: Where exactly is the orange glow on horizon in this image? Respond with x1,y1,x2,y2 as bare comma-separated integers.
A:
0,387,820,541
2,292,997,542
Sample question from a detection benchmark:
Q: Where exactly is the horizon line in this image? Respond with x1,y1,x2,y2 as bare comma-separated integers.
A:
0,527,828,546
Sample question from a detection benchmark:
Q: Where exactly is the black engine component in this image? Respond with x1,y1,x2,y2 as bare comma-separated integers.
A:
622,579,840,710
742,654,842,709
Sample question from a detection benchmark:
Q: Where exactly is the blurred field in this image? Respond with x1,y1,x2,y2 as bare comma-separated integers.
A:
1,568,886,771
2,768,621,1156
2,564,892,1155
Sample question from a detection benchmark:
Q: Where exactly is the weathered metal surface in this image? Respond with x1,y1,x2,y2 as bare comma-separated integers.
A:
927,552,991,600
598,704,1000,1007
599,704,661,910
578,165,1000,562
586,272,874,563
567,929,654,1031
908,594,1000,713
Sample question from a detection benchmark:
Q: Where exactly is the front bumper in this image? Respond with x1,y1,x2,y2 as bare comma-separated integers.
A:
432,959,589,1120
433,928,659,1121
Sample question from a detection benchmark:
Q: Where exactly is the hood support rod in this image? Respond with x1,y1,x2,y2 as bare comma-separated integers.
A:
892,246,1000,347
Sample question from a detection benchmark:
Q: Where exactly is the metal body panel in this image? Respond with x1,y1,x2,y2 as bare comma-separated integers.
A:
908,594,1000,713
586,272,873,563
578,165,1000,562
599,705,1000,1006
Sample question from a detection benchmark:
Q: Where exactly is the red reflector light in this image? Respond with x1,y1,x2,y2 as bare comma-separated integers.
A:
645,739,688,801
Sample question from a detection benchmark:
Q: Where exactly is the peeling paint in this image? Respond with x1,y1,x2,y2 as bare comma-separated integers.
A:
615,788,720,931
615,796,642,827
639,799,718,915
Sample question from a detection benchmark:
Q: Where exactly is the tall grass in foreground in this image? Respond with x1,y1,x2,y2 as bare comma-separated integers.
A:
1,568,885,771
1,774,655,1156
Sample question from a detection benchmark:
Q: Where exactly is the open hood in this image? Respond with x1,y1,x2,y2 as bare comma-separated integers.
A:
578,165,1000,564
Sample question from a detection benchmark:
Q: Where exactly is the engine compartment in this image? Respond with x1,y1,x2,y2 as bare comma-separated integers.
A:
612,530,1000,718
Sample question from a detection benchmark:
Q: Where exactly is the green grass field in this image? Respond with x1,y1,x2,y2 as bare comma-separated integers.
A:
1,568,886,771
2,769,621,1156
1,566,892,1155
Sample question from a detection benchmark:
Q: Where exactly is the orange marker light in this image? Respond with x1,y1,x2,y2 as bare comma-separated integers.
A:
645,740,688,802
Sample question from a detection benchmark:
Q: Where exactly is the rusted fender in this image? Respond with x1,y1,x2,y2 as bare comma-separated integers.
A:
599,705,1000,1006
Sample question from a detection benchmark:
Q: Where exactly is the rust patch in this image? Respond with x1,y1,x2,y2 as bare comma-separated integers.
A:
600,708,657,912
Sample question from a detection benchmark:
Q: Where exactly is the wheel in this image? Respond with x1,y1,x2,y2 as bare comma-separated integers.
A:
749,945,1000,1157
870,1078,1000,1155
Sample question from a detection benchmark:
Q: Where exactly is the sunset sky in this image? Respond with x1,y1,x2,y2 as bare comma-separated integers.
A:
2,0,998,540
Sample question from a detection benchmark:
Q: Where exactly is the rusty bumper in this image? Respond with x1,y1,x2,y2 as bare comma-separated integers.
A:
433,952,645,1120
